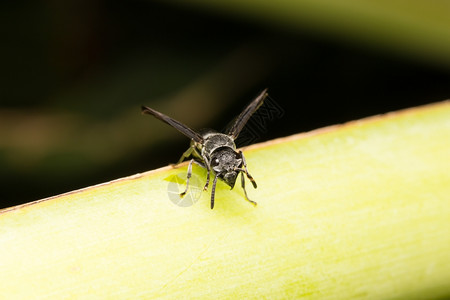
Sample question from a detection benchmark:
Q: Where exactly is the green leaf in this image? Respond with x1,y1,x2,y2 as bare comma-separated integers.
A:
1,101,450,298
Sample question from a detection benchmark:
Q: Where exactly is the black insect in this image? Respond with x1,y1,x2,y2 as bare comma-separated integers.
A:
141,89,268,209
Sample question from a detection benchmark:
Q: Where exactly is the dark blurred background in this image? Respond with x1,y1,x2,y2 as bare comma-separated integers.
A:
1,0,450,208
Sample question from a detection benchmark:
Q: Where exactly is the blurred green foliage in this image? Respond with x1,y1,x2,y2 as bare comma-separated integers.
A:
164,0,450,67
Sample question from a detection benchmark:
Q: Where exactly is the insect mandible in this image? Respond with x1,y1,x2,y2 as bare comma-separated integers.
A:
141,89,268,209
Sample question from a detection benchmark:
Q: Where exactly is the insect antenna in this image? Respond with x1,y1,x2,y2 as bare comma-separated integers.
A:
211,175,219,209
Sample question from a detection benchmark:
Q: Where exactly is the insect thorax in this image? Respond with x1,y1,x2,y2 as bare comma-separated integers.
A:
201,131,236,157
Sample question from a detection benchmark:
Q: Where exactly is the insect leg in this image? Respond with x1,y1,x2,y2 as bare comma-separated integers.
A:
179,158,208,198
178,146,194,164
203,165,211,191
191,159,210,191
198,155,211,191
210,174,219,209
180,159,194,197
203,170,210,191
239,151,257,189
241,172,257,206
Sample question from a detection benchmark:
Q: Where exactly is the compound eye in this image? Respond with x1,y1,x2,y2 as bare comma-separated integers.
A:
212,158,220,167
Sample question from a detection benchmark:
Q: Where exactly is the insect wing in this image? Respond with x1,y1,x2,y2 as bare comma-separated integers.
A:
226,89,268,139
141,105,204,143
